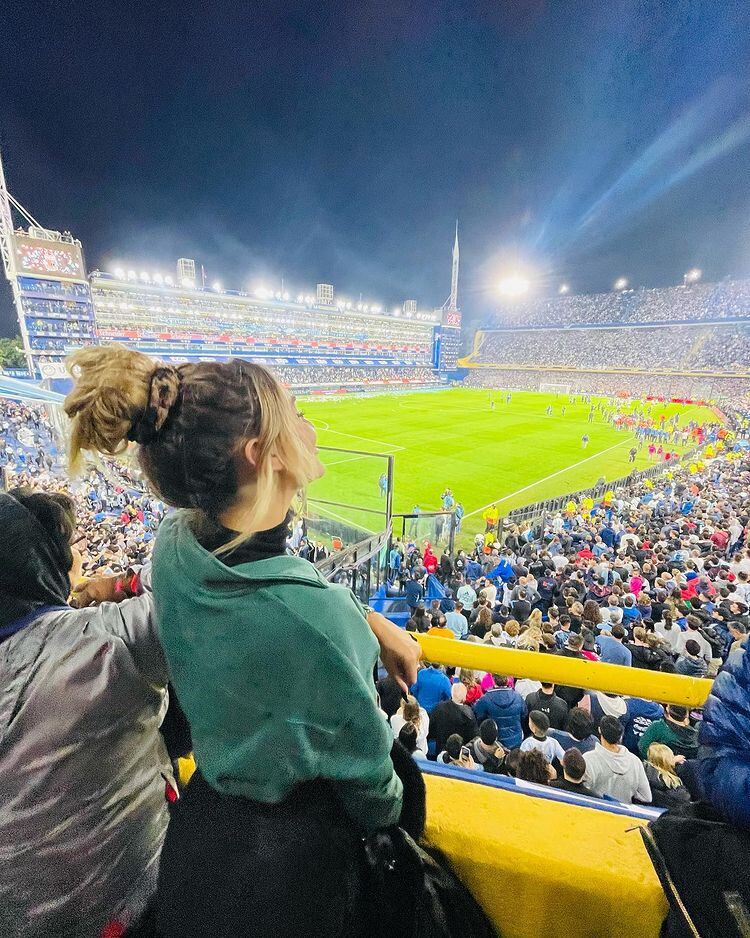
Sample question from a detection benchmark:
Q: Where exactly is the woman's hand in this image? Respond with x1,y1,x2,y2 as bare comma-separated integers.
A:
71,575,129,608
367,611,422,694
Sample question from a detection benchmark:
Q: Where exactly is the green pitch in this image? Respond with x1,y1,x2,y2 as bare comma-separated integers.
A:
301,388,718,538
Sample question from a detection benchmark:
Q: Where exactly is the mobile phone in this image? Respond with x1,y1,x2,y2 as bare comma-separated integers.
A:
460,746,470,759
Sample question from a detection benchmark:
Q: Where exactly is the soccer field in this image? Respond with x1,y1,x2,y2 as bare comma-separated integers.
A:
302,388,717,538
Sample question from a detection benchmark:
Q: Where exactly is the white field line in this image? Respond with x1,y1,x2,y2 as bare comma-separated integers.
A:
321,453,374,468
463,436,636,520
311,420,405,453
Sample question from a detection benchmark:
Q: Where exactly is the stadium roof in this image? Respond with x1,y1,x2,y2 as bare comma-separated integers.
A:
0,374,65,403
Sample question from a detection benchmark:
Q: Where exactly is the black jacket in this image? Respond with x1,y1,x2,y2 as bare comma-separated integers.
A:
524,690,569,730
644,764,691,811
428,701,479,757
626,642,662,670
642,806,750,938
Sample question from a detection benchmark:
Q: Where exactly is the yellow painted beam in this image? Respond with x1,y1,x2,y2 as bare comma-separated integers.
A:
414,633,712,708
423,772,668,938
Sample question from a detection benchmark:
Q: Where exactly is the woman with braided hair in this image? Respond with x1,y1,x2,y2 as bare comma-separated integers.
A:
63,345,423,938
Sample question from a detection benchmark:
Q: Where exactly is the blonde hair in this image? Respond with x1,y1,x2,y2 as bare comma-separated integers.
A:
526,608,543,630
516,624,543,652
647,743,682,789
64,346,320,551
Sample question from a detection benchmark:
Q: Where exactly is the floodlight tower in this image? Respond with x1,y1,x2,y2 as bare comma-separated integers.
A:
449,220,459,311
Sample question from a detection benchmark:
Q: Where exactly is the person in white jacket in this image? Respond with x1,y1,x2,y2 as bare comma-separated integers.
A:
584,715,652,804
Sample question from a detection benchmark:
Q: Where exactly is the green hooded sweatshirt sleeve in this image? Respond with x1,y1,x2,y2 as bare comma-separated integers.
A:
151,511,403,832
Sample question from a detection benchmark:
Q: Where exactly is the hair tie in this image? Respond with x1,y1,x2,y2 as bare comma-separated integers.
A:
127,366,183,444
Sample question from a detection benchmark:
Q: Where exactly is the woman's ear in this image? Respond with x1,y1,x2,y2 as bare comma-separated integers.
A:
242,438,284,472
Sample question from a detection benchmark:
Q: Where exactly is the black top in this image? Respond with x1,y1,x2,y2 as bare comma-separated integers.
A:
551,777,595,797
194,512,290,566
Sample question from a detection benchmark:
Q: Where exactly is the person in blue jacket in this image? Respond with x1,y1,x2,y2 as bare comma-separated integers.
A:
411,663,452,715
473,676,525,749
404,574,424,612
696,637,750,830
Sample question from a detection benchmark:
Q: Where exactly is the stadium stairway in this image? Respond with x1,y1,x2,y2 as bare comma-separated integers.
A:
369,573,447,627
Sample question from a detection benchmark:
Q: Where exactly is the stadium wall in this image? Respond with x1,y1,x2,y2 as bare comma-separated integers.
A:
423,769,668,938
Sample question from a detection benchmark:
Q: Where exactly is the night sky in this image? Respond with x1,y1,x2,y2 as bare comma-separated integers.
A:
2,0,750,337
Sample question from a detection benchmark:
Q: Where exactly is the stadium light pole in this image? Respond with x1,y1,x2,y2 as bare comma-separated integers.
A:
683,268,702,286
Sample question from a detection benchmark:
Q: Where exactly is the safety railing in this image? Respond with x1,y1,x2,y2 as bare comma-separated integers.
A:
315,525,391,601
412,633,712,708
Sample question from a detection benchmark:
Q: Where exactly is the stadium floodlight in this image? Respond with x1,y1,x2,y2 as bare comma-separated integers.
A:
113,267,125,279
613,277,629,291
212,281,222,292
498,275,530,297
139,271,150,282
371,304,381,313
362,304,369,312
127,270,137,280
282,292,290,301
296,293,304,303
559,283,570,294
684,268,702,285
392,306,401,315
153,272,163,284
164,275,174,286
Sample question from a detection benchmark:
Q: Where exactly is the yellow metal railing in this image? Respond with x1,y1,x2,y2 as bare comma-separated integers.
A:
413,634,712,708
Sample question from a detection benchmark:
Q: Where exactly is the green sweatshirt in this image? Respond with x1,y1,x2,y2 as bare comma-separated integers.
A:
151,510,403,831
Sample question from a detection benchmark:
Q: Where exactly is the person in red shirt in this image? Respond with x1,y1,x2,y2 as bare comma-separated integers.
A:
711,528,729,551
422,543,438,575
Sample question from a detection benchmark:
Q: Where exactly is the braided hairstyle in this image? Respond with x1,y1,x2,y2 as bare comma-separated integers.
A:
64,345,320,546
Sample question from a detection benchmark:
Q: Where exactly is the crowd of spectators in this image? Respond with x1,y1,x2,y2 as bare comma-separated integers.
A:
272,365,440,389
383,449,750,819
491,279,750,328
464,368,749,400
473,323,750,374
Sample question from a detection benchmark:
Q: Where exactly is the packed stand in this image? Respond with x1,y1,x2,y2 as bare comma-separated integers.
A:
385,450,750,826
490,279,750,328
473,324,750,374
464,368,749,399
272,365,440,390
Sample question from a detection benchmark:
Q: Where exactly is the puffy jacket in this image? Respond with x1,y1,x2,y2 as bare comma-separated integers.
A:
0,580,172,938
697,638,750,830
473,686,525,749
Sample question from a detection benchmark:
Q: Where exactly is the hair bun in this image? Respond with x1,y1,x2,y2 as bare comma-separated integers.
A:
64,345,156,469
